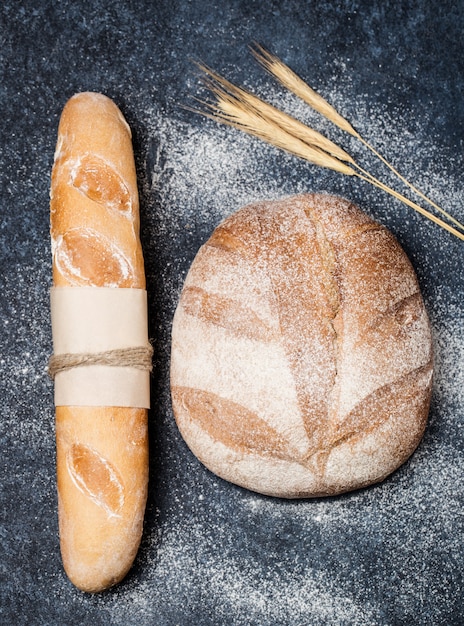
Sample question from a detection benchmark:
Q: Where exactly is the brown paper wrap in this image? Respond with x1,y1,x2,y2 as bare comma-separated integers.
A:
50,287,150,408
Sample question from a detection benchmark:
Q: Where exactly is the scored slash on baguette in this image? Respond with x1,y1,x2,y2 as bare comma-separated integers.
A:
66,443,125,518
170,193,433,498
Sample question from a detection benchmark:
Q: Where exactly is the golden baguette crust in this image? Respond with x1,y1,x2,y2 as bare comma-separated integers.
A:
50,92,148,592
51,91,145,289
170,194,433,497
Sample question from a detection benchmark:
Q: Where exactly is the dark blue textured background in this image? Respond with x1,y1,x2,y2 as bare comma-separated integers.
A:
1,2,463,624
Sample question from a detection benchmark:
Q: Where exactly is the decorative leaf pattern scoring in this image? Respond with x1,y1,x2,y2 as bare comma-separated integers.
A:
172,386,292,460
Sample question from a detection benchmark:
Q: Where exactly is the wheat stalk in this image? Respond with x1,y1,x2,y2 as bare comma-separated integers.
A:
192,60,464,241
251,43,464,234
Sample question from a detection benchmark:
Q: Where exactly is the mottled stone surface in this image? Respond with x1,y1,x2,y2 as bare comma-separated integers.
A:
1,1,463,624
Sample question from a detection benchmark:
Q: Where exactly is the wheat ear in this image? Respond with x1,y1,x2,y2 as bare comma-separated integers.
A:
192,64,355,176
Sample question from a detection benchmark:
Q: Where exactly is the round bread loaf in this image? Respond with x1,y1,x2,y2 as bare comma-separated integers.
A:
170,194,433,497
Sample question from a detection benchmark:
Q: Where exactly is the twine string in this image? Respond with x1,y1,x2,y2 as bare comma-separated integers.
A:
48,344,154,379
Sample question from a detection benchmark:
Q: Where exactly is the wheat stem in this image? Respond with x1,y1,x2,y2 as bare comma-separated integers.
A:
356,135,464,232
354,168,464,240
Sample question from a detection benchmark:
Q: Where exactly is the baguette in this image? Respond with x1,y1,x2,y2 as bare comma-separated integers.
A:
50,92,149,592
170,194,433,497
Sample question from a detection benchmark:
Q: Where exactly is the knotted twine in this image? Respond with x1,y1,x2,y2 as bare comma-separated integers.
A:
48,344,153,379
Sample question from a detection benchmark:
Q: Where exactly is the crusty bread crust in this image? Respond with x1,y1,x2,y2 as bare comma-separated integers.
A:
50,92,148,592
51,91,145,290
171,194,433,497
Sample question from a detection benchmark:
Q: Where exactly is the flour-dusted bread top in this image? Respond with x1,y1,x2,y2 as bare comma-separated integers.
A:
170,194,433,498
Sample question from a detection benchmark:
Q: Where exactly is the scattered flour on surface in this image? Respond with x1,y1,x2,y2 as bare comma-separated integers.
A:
6,76,461,624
